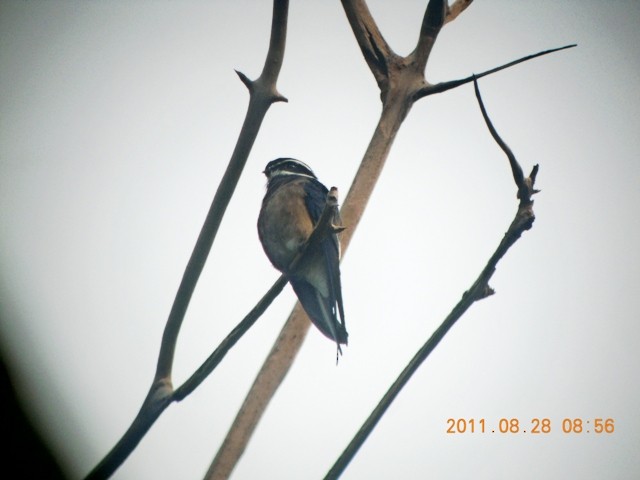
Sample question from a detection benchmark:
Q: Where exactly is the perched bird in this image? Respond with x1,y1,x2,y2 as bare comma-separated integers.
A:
257,158,348,353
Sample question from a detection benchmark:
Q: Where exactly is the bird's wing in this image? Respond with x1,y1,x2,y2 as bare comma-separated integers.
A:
290,278,347,345
302,178,328,224
303,179,347,338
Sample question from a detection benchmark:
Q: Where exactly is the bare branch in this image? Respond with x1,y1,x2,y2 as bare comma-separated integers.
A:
246,0,289,104
472,75,522,188
325,77,540,480
472,77,541,202
173,276,288,401
444,0,474,25
411,0,446,70
84,2,290,478
261,0,289,87
416,43,577,99
234,69,253,91
340,0,394,89
84,277,288,480
154,0,290,387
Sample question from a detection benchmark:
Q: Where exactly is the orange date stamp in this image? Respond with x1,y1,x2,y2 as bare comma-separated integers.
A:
446,418,615,434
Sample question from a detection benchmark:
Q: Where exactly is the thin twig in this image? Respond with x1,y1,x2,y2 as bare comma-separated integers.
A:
340,0,394,90
472,74,521,186
325,76,540,480
154,0,290,386
412,0,446,70
445,0,474,25
84,1,290,478
473,75,541,201
173,276,288,401
416,44,577,99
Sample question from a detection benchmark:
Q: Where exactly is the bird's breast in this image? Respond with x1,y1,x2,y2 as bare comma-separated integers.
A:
258,180,315,273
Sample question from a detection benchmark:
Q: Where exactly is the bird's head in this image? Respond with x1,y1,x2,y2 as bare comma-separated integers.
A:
263,158,317,180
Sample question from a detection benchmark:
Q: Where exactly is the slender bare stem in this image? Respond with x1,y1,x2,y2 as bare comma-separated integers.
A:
325,76,540,480
412,0,446,70
416,44,577,99
173,276,288,401
84,2,289,478
340,0,393,91
445,0,474,24
154,0,289,386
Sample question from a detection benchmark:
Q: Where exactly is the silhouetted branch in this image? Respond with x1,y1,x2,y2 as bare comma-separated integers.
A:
173,277,288,401
473,75,540,202
412,0,446,70
154,0,290,386
341,0,393,91
325,76,540,480
416,44,577,99
445,0,474,24
84,1,290,478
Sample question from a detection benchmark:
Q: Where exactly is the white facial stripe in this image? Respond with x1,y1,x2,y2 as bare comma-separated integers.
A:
270,170,315,179
275,159,312,170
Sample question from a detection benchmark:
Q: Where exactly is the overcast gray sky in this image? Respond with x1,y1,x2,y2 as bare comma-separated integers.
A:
1,1,639,479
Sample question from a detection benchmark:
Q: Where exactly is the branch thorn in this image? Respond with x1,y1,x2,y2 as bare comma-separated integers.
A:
234,69,253,90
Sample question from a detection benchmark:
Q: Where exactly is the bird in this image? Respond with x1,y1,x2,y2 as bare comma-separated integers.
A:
257,158,348,354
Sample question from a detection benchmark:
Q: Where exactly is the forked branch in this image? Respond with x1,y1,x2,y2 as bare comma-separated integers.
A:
445,0,474,24
473,75,539,201
84,1,289,478
209,1,574,478
324,75,541,480
340,0,393,90
416,44,577,99
412,0,446,69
